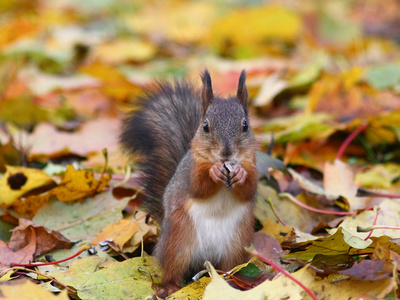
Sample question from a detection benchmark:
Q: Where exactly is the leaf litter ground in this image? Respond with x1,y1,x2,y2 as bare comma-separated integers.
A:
2,0,400,299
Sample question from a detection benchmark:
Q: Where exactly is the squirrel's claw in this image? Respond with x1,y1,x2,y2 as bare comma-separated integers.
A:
229,165,247,188
210,163,228,184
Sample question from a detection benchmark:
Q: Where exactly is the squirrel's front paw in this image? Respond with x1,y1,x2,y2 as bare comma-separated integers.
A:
210,163,229,185
228,164,247,188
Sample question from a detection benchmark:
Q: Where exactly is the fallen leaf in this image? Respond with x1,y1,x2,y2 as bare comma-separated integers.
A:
33,190,131,241
253,232,287,265
49,165,110,202
339,259,392,280
79,63,141,101
0,166,55,206
25,118,121,159
204,261,395,300
91,219,139,249
52,256,162,300
167,277,211,300
8,218,72,256
324,159,363,209
210,4,302,57
365,63,400,90
94,39,157,63
0,279,69,300
355,163,400,189
0,228,36,269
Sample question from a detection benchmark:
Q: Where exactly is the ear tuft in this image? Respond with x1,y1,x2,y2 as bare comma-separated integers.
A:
237,70,248,114
201,69,214,117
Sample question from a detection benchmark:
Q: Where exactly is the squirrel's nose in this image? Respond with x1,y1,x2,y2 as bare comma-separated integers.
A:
220,145,233,158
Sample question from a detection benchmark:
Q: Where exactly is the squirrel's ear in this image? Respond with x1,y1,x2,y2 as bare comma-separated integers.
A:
237,70,248,114
201,69,213,117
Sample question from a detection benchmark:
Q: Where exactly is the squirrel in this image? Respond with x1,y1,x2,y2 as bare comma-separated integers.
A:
120,70,258,298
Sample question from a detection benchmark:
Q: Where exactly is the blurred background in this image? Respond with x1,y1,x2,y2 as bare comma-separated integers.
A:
0,0,400,173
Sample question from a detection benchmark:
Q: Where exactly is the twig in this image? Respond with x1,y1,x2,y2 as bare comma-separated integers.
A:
92,148,108,196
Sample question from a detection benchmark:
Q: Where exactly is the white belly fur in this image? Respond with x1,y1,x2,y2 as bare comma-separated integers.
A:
189,188,248,265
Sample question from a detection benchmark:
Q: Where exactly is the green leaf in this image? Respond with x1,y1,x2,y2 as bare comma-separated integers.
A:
33,190,130,241
52,256,162,300
236,263,261,277
365,64,400,90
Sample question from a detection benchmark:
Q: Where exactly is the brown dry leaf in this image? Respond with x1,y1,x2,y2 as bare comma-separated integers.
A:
307,73,400,121
253,232,287,265
0,279,69,299
339,259,392,281
91,219,139,249
0,166,55,206
0,229,36,269
51,165,110,202
284,140,339,172
8,218,72,256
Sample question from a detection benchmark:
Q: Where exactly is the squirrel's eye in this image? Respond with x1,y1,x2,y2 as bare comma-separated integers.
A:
242,120,248,132
203,121,210,133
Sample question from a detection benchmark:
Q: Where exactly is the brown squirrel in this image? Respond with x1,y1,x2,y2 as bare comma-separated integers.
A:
120,70,258,298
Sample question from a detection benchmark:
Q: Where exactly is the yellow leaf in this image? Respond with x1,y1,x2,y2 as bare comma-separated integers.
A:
355,163,400,189
94,39,156,63
91,219,139,249
79,63,140,101
0,279,69,300
260,219,293,244
204,262,395,300
366,111,400,144
210,5,301,57
0,166,54,206
52,165,110,202
167,277,211,300
124,2,218,44
340,66,365,89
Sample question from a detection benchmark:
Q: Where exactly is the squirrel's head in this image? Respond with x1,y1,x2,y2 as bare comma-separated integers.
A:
193,69,256,163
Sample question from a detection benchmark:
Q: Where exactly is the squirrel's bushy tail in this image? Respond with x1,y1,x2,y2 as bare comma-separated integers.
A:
120,82,201,220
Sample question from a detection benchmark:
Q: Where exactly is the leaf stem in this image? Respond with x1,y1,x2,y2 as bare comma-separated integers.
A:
357,225,400,232
336,124,367,160
248,248,318,300
363,206,379,240
279,193,356,215
9,267,75,293
265,197,293,230
11,245,90,267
